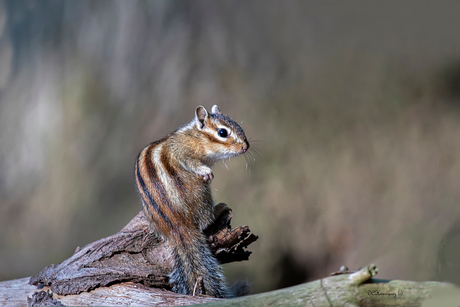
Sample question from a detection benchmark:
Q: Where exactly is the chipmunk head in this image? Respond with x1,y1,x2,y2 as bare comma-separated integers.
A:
194,105,249,161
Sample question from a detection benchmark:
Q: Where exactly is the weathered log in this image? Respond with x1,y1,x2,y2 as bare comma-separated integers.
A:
198,265,460,307
1,203,457,306
1,277,220,306
28,203,258,296
2,265,459,306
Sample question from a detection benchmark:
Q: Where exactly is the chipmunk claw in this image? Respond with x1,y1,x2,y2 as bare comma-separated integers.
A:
202,172,214,183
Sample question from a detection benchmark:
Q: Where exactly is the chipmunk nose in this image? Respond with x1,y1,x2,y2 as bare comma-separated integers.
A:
242,139,249,152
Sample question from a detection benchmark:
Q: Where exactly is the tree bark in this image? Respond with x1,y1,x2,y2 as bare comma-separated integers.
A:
1,265,458,306
198,265,459,307
1,204,458,306
28,204,257,296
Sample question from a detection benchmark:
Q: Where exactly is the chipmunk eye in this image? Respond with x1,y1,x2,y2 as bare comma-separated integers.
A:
218,128,228,138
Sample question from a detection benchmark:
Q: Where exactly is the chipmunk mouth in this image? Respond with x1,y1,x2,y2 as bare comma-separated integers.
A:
226,151,244,159
241,140,249,153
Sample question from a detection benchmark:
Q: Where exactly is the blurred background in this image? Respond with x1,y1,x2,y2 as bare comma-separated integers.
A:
1,0,460,294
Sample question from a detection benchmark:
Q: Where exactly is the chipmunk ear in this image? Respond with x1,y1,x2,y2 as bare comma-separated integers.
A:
211,105,222,115
195,106,208,129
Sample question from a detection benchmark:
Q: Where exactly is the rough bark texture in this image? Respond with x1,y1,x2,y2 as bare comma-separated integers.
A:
2,265,459,306
1,278,220,307
198,265,460,307
0,204,457,306
28,204,257,297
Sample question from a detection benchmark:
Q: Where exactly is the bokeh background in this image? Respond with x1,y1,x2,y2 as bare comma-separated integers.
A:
1,0,460,294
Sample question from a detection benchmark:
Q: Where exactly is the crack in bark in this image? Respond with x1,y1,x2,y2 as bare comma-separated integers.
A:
320,278,333,307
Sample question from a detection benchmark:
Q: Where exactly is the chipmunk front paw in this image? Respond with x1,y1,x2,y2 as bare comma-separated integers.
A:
202,172,214,183
192,165,214,183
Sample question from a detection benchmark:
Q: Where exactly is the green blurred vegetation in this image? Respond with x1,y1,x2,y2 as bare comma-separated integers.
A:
0,0,460,294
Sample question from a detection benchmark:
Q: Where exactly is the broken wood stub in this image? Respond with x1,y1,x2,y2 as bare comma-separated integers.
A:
29,203,258,296
205,203,259,264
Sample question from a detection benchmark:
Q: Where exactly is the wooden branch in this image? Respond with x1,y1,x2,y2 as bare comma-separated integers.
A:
1,277,220,306
28,203,258,297
198,265,460,307
2,265,459,306
2,203,457,306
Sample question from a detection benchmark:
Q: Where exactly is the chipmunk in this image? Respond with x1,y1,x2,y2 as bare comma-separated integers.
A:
135,105,249,297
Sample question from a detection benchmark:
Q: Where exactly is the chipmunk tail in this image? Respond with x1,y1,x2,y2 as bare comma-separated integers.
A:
167,232,229,298
228,280,252,298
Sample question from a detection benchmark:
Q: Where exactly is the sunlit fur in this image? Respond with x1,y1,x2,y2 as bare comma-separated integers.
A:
135,105,248,297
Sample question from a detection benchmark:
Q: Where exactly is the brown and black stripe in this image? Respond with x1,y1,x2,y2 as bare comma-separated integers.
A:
135,139,202,245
